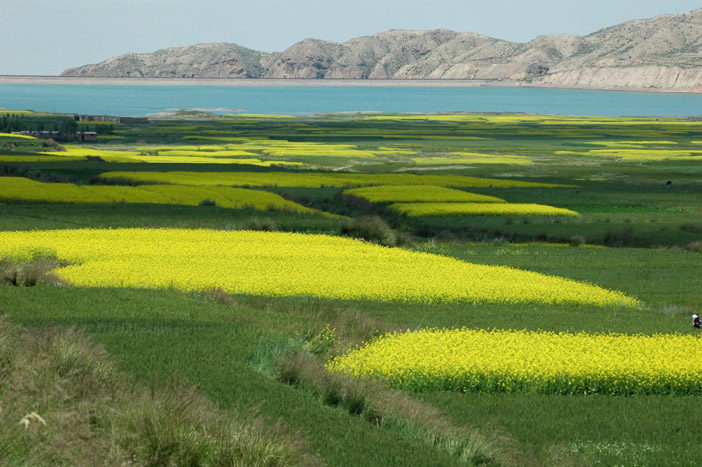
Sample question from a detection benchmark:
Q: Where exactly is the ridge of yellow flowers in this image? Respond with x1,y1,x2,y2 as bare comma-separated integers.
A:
329,327,701,395
0,229,639,307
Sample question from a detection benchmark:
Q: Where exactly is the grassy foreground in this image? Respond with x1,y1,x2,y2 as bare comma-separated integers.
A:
2,242,701,464
0,317,310,466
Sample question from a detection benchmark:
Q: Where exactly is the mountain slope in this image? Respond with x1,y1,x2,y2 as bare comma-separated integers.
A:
62,9,702,92
62,43,275,78
536,8,702,91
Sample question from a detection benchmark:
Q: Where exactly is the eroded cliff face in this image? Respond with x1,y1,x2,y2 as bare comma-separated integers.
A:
533,66,702,92
62,9,702,92
528,8,702,91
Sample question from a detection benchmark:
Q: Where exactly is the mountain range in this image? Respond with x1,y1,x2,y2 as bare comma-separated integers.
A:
62,8,702,92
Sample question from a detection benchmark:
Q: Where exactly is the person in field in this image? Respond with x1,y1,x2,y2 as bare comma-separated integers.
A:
693,314,701,329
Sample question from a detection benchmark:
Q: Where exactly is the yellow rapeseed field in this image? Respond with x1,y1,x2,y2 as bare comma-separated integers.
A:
99,171,568,189
0,229,638,307
30,140,416,164
135,142,412,158
0,177,320,214
0,155,88,163
40,145,143,161
137,145,232,152
389,202,579,217
556,148,702,161
140,150,259,157
0,132,37,140
586,141,678,147
165,138,414,158
329,328,702,395
413,153,533,166
229,139,416,158
36,146,302,166
342,185,505,204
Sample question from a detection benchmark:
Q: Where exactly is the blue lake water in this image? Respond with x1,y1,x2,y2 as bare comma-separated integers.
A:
1,83,701,117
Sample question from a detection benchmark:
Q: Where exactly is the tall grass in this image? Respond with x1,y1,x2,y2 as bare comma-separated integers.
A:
0,317,311,466
269,350,517,466
244,301,516,465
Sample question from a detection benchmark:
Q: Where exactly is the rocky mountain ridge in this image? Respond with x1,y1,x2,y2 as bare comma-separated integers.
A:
62,9,702,92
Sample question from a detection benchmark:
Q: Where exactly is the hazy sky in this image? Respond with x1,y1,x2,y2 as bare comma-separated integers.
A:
1,0,699,75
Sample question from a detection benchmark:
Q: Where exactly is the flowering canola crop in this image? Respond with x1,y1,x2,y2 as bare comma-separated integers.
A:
0,177,321,214
138,139,413,158
389,202,579,217
555,148,702,161
413,153,533,166
329,328,702,395
99,171,567,189
0,155,88,163
343,185,505,204
35,146,301,166
0,132,37,140
0,229,638,307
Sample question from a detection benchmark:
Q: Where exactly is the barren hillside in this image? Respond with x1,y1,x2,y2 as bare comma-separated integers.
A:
62,8,702,92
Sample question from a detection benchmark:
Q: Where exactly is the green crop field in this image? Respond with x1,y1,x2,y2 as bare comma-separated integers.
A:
1,111,701,465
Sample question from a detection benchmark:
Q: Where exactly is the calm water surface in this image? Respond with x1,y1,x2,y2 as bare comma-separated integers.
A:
1,84,700,117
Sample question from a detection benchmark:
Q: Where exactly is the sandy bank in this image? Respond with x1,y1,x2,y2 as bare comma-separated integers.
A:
0,76,495,88
0,75,697,94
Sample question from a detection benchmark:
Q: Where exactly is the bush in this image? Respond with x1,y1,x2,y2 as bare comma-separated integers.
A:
680,223,702,233
41,138,63,150
84,155,105,163
603,227,638,247
0,257,66,287
305,325,337,355
338,193,385,216
238,217,278,231
568,235,586,246
198,198,217,207
340,215,397,247
412,223,439,239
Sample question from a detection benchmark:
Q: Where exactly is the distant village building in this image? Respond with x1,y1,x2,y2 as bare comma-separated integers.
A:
74,114,148,124
74,114,121,123
77,131,98,142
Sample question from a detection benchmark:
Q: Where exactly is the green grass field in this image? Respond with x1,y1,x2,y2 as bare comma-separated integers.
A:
1,111,701,465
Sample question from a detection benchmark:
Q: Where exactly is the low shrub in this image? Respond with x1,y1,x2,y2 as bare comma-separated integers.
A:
238,216,278,231
0,257,66,287
680,223,702,233
603,227,639,247
340,215,397,246
198,198,217,207
305,325,337,355
568,235,586,246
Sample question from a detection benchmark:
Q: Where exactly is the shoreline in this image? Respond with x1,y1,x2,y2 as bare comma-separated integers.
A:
0,76,496,88
0,75,697,94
